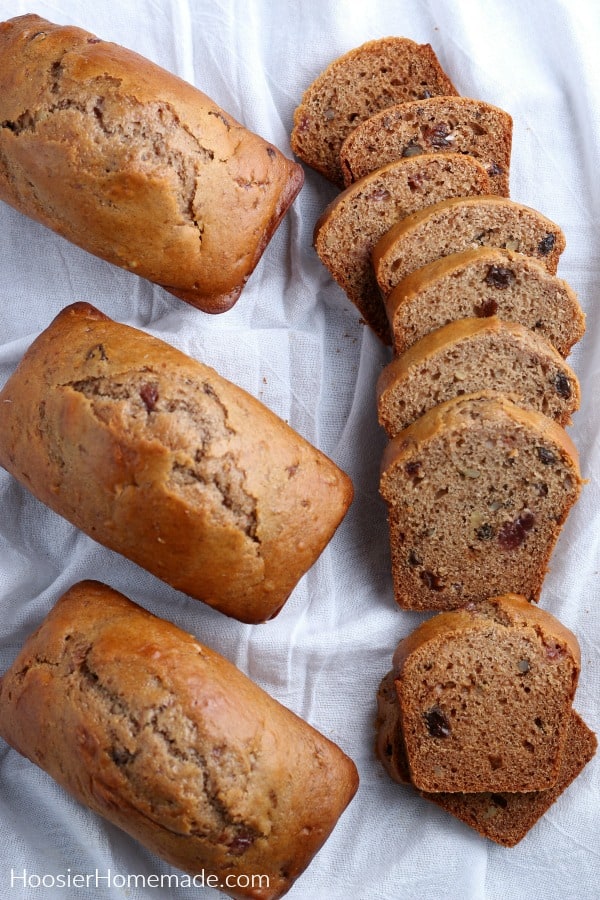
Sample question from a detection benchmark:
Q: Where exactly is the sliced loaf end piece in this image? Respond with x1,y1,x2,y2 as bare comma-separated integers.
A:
392,593,581,793
375,669,596,846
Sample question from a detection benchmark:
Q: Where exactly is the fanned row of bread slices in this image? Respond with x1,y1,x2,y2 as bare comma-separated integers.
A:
291,36,595,847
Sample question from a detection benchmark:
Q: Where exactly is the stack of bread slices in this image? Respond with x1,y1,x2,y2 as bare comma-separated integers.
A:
292,37,595,845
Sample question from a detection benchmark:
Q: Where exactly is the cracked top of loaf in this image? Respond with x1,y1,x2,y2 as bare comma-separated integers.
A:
0,14,303,312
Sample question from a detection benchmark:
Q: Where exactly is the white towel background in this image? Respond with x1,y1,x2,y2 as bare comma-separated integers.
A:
0,1,599,898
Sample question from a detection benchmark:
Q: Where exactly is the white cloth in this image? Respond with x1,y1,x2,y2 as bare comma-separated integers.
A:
1,1,599,898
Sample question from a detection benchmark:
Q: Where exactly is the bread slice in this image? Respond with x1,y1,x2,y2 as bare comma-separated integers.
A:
313,154,491,342
373,196,566,297
391,594,581,793
376,317,581,436
376,671,597,847
385,247,585,357
291,37,458,186
379,393,583,610
340,97,512,195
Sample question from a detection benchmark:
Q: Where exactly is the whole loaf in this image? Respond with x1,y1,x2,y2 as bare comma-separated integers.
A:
0,303,353,623
0,14,303,312
0,581,359,899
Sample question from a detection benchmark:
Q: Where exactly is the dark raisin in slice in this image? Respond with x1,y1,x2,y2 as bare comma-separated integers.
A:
497,511,535,550
490,793,508,809
405,460,422,478
485,265,515,289
538,233,556,255
552,371,572,399
424,706,451,738
476,523,495,540
408,549,422,566
536,446,556,465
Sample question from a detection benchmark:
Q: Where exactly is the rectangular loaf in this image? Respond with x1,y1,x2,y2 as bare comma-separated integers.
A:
0,303,353,623
0,14,303,313
0,581,359,898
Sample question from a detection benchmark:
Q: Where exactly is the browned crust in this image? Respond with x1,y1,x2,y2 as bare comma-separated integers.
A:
376,317,581,433
381,391,581,480
0,14,303,314
0,303,353,624
0,581,359,898
391,594,581,675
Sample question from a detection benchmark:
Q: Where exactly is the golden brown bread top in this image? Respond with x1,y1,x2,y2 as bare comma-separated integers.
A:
0,14,303,313
0,303,353,623
381,390,581,481
391,594,582,675
0,581,359,899
376,317,581,433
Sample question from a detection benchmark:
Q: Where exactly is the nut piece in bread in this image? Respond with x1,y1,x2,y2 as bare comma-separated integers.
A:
0,581,359,899
0,303,353,624
0,14,303,313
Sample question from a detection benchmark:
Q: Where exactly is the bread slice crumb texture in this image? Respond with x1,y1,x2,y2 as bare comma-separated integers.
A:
379,394,582,610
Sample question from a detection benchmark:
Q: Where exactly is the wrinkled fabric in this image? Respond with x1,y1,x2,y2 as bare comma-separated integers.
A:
0,1,599,898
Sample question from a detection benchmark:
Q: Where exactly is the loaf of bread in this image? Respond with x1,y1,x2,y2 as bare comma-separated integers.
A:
376,671,596,847
340,97,513,194
0,303,353,624
313,153,491,342
379,393,582,611
391,594,581,793
385,247,585,357
291,37,457,186
376,317,580,436
0,14,303,313
373,196,566,297
0,581,359,898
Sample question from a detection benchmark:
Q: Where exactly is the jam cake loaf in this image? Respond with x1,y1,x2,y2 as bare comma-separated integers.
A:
0,581,359,898
0,303,353,624
0,14,303,313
